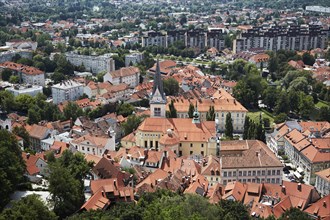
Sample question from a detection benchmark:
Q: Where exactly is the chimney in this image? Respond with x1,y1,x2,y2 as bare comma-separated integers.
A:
164,150,168,159
297,183,301,191
282,185,286,194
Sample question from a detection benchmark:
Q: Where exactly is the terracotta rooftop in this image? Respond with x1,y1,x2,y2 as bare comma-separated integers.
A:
26,124,49,140
71,134,108,148
223,181,247,202
167,96,247,113
220,140,283,169
80,187,110,211
304,194,330,219
22,152,42,175
0,61,44,75
137,118,216,143
315,168,330,182
201,155,221,176
109,66,139,78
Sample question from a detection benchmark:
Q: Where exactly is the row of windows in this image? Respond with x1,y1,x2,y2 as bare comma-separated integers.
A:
223,169,280,177
78,146,102,154
223,178,280,185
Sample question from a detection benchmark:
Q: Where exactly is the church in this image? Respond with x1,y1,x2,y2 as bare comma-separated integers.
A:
121,60,219,157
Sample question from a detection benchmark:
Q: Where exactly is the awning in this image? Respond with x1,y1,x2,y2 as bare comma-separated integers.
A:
297,167,304,173
294,171,302,179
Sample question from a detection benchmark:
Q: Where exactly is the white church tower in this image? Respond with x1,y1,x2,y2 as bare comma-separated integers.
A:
150,60,167,118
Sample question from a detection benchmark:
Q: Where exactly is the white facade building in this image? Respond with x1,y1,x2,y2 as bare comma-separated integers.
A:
103,66,140,87
6,85,43,97
70,131,116,156
51,80,84,104
125,53,143,67
314,168,330,197
65,52,115,74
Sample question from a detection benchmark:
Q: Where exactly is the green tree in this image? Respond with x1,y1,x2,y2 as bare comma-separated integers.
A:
167,100,177,118
298,94,314,118
288,90,300,113
1,68,13,81
48,151,91,218
122,114,144,136
27,106,42,124
51,71,66,84
268,53,278,74
163,78,179,96
188,103,194,118
12,126,30,148
0,90,16,112
319,106,330,122
263,86,278,110
274,113,287,124
225,112,233,139
9,75,20,84
117,103,134,117
243,116,250,140
302,52,315,66
63,102,83,121
0,195,57,220
278,207,310,220
218,200,250,220
288,76,309,94
0,130,26,210
206,106,215,121
15,94,35,112
256,122,266,143
274,91,290,115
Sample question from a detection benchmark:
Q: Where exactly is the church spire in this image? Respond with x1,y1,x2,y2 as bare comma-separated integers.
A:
151,59,166,103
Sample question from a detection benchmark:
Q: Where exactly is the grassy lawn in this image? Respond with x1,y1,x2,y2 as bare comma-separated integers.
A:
247,109,275,126
315,101,330,109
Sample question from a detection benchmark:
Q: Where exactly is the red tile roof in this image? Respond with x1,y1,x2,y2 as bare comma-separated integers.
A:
0,61,44,75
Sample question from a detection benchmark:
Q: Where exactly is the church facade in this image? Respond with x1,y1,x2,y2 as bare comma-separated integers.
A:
122,60,219,157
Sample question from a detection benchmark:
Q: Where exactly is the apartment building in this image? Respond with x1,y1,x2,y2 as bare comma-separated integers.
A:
206,30,226,51
166,30,186,47
283,128,330,185
220,140,283,186
125,53,143,67
6,85,43,97
65,52,115,74
103,66,140,87
141,32,166,48
0,62,45,86
51,80,84,104
314,168,330,197
142,30,227,50
233,25,328,53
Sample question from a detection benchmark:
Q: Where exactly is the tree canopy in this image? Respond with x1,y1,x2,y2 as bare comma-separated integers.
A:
48,150,91,218
0,130,26,210
0,195,57,220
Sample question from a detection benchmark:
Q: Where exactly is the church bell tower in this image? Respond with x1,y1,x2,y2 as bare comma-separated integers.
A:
150,60,167,118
